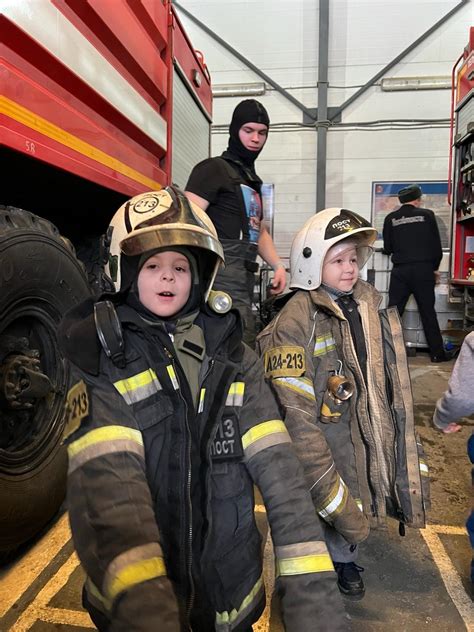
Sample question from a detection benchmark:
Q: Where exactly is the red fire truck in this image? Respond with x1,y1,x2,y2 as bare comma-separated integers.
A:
449,27,474,320
0,0,212,557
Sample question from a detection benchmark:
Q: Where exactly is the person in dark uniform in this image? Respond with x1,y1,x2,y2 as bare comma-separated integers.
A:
185,99,286,347
383,184,448,362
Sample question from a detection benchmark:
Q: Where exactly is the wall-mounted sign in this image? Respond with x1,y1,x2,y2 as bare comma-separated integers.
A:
371,181,450,248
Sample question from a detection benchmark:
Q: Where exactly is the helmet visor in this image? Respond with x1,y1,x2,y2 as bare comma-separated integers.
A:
325,240,373,269
120,225,224,262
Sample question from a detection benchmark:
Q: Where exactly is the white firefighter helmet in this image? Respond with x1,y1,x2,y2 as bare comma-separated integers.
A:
289,208,377,290
104,186,224,298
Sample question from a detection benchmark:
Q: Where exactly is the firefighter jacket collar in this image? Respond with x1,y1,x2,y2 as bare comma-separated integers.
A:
308,280,382,320
58,297,245,377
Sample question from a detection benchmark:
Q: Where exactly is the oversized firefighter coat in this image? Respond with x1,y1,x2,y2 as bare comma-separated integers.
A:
59,298,345,632
257,280,429,536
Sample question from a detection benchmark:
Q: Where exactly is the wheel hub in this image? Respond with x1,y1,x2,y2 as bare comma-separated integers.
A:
0,335,55,450
1,353,53,410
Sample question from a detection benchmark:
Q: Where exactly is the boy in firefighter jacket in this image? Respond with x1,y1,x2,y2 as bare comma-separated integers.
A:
58,187,347,632
257,208,430,600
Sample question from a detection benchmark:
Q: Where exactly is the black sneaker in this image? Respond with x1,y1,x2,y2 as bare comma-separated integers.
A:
431,353,452,363
334,562,365,600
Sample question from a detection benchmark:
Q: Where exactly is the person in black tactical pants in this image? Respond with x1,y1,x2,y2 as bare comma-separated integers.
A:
383,184,449,363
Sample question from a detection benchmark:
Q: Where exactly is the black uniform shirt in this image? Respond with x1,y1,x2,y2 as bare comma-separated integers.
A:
186,154,261,240
382,204,442,269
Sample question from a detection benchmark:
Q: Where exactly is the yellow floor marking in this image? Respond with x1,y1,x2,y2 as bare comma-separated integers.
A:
420,524,473,631
429,524,467,536
9,551,94,631
31,607,93,628
0,513,71,617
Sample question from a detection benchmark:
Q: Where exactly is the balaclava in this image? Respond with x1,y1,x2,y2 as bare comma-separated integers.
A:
227,99,270,167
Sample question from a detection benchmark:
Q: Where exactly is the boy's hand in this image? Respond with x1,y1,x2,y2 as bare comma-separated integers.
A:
269,267,286,295
441,422,462,434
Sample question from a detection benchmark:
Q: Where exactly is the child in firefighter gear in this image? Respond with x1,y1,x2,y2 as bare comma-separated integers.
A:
257,208,430,600
58,186,347,632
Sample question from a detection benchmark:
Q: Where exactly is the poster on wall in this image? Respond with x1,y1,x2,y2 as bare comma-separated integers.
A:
371,181,450,248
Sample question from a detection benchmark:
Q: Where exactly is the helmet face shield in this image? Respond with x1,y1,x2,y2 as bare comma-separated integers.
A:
324,240,374,270
289,208,377,291
104,186,224,297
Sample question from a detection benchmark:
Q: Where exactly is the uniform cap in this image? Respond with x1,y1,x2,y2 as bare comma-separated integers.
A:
398,184,422,204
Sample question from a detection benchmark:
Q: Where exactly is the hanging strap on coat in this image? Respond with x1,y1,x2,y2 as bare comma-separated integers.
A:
94,300,126,368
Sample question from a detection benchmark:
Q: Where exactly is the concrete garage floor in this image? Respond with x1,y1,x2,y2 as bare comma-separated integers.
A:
0,353,472,631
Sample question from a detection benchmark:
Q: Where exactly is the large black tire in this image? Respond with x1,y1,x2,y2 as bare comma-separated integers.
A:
0,207,91,559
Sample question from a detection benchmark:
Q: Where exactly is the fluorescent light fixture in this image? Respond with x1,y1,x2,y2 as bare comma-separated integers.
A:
381,76,451,91
212,82,266,98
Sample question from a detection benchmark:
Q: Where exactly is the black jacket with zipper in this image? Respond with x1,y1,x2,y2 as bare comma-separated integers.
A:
59,297,345,632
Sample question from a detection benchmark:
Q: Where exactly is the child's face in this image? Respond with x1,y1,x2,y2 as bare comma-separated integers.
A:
322,244,359,292
137,251,192,317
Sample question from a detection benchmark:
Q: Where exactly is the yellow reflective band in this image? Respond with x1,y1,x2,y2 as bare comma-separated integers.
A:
275,376,316,401
167,365,179,390
317,477,347,519
314,334,336,357
106,556,166,601
321,402,341,418
0,96,162,190
114,369,158,394
198,388,206,414
113,369,161,404
68,426,143,459
216,576,263,626
228,382,245,397
276,553,334,576
226,382,245,406
242,420,288,450
419,460,429,477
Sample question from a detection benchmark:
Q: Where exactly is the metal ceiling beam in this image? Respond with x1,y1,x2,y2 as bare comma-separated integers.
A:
316,0,329,212
173,1,317,121
329,0,469,121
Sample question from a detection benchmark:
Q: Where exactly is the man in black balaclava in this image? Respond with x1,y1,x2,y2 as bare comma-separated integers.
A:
185,99,286,347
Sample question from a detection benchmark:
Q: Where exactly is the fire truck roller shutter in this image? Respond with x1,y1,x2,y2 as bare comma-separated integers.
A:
0,207,91,560
171,66,211,189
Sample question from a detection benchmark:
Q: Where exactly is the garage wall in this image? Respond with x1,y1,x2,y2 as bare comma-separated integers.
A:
176,0,473,258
